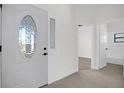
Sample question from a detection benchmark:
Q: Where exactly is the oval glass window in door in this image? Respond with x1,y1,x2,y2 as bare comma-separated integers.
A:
19,15,37,58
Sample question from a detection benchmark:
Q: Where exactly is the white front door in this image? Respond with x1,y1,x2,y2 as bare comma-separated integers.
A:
2,4,48,88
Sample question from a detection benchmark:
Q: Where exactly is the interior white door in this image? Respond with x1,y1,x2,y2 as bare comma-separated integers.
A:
0,6,2,88
2,4,48,88
99,24,108,69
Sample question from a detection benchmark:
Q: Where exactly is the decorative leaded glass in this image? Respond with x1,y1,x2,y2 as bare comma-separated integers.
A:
19,15,37,57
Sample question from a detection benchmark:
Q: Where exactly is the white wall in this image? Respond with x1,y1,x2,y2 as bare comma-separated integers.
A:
33,4,78,84
78,25,94,58
76,4,124,25
107,18,124,65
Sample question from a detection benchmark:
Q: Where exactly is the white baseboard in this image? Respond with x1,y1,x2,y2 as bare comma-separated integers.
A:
107,57,123,65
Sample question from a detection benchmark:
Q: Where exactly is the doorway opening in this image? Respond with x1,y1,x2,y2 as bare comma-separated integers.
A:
78,25,94,71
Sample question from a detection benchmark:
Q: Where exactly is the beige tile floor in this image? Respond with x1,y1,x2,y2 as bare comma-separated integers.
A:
44,58,124,88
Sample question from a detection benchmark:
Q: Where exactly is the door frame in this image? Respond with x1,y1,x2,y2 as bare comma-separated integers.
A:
93,23,108,70
0,4,2,88
78,24,108,70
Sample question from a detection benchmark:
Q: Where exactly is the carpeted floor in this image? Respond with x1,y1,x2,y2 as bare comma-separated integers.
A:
44,58,124,88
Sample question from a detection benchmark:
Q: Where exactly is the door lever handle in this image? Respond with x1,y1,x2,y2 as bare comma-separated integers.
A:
42,52,48,56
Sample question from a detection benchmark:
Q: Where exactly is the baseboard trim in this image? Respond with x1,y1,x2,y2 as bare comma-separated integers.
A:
48,70,78,85
39,84,48,88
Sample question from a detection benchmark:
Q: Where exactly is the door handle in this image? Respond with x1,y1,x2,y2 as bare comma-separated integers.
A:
105,48,108,50
42,52,48,56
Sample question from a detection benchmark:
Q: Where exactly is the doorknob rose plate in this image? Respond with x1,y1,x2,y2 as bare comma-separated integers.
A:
44,48,47,50
42,52,48,56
